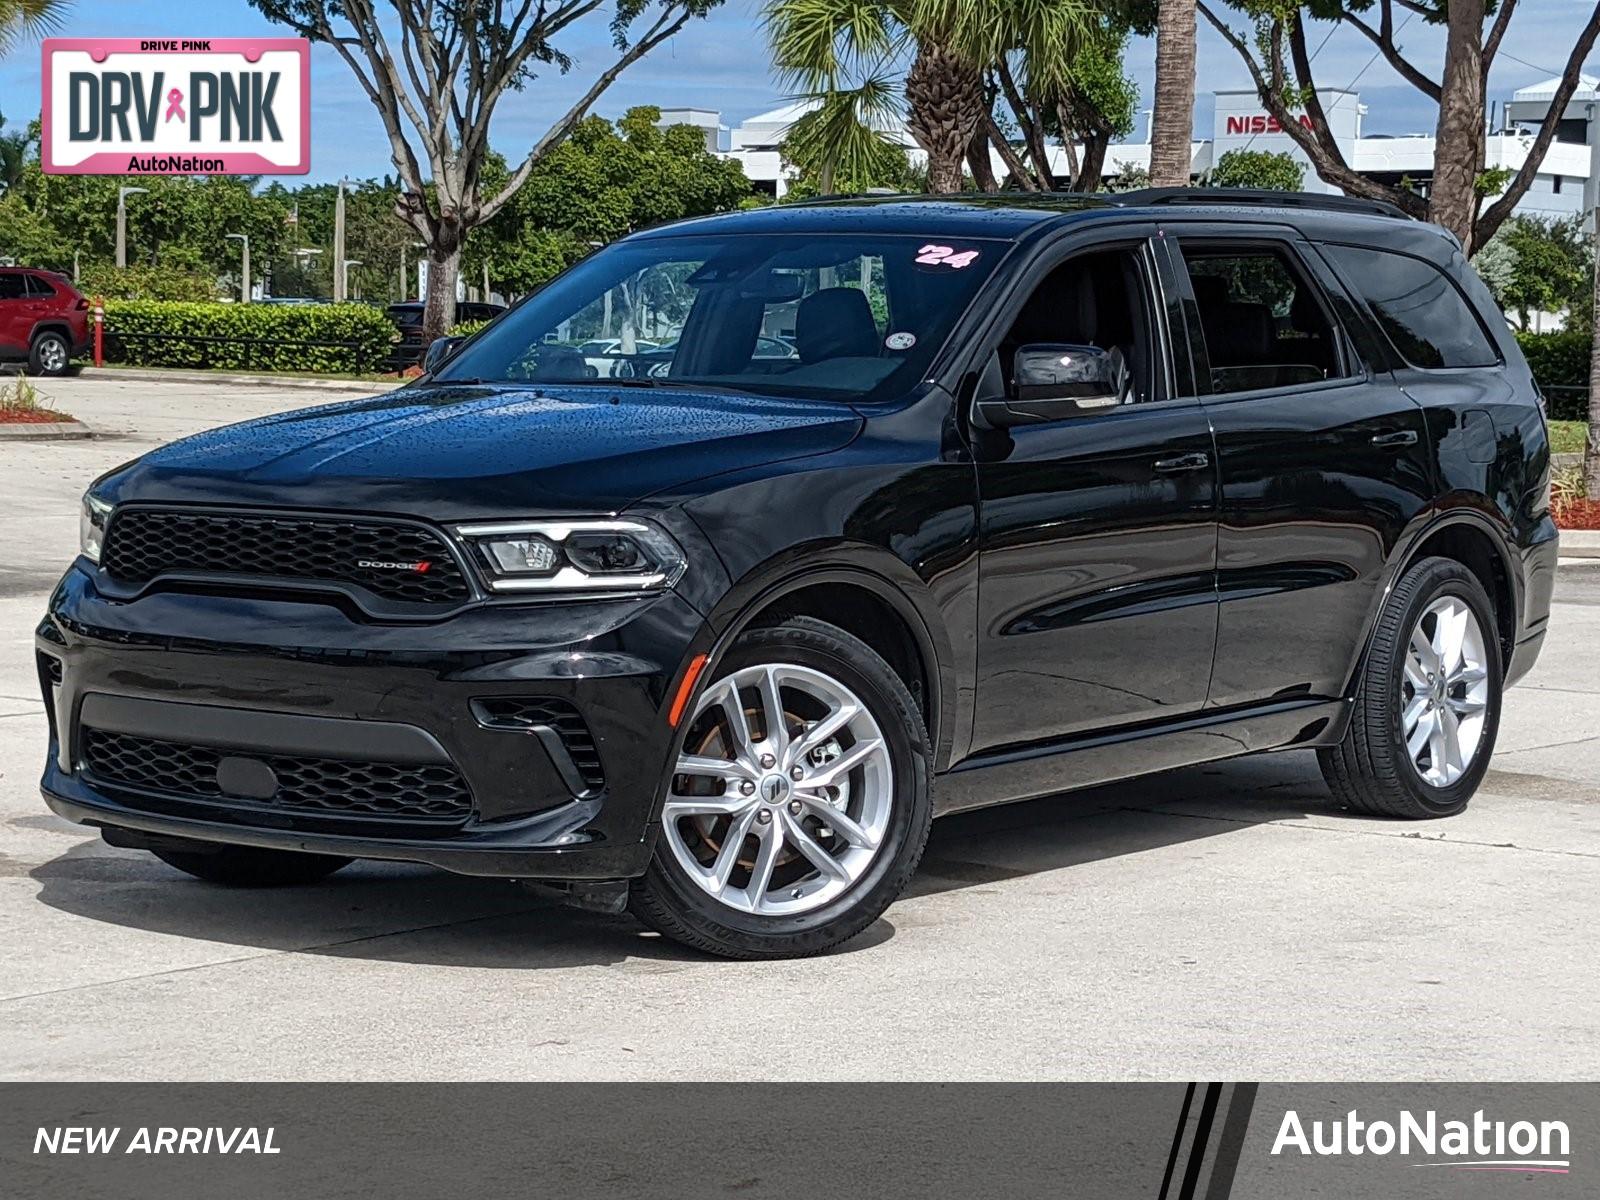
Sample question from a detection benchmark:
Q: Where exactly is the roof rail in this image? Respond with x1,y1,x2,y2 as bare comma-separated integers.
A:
1111,187,1412,221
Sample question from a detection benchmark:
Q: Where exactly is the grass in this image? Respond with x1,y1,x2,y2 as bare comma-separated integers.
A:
1550,420,1586,455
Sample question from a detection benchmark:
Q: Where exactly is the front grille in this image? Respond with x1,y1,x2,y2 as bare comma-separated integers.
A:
473,697,605,790
81,727,474,823
101,509,470,606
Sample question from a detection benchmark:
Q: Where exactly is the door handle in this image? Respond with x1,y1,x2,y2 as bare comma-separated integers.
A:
1370,430,1418,447
1153,451,1210,474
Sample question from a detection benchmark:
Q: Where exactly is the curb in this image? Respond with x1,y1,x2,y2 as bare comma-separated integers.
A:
0,420,95,440
1553,451,1581,470
1558,530,1600,559
75,367,404,394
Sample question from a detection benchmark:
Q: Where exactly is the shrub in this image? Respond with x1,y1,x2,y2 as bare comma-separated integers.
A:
449,318,490,338
1515,329,1590,420
103,301,398,374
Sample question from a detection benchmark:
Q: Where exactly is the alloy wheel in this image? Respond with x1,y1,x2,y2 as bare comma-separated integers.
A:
39,338,67,373
1400,595,1490,788
662,662,894,916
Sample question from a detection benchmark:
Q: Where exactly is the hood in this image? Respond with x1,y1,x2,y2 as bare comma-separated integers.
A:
99,383,864,518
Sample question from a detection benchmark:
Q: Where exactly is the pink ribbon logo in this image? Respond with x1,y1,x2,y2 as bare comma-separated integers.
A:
164,88,185,123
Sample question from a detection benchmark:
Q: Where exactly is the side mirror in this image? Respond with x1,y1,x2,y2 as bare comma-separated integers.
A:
423,335,464,374
975,343,1127,428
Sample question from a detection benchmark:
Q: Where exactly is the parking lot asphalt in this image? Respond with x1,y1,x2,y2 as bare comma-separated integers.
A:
2,373,1597,1081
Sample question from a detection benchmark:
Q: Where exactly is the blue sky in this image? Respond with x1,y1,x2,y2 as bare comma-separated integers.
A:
0,0,1590,184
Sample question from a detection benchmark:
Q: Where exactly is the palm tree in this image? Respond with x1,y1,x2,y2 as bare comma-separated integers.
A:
1148,0,1196,187
0,0,69,55
0,112,33,194
765,0,1091,195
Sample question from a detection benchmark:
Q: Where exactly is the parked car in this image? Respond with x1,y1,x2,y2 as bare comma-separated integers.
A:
386,300,506,368
0,267,90,375
577,336,661,377
622,333,796,379
40,190,1556,959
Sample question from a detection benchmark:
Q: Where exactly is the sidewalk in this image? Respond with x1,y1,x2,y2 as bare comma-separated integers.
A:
75,366,405,394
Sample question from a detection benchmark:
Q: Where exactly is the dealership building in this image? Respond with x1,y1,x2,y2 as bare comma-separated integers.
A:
662,76,1599,222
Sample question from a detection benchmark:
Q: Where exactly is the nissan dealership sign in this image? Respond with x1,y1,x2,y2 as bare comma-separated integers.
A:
41,38,310,175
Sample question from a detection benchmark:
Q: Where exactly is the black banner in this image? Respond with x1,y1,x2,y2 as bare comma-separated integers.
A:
3,1084,1591,1199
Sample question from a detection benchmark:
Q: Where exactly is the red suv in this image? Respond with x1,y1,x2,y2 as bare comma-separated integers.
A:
0,268,90,376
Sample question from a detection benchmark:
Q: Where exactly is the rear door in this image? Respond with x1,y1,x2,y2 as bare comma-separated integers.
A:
1162,224,1434,709
969,224,1220,754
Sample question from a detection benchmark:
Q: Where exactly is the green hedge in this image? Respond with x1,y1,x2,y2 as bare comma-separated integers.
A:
103,301,398,374
449,318,490,338
1515,330,1589,420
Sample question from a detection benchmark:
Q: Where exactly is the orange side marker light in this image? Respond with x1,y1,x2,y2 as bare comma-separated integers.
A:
668,653,709,728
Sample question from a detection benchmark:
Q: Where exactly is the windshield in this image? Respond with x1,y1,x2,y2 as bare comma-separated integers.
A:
432,232,1004,401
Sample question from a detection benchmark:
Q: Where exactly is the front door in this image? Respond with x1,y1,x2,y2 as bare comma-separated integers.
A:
1163,227,1435,709
969,230,1220,755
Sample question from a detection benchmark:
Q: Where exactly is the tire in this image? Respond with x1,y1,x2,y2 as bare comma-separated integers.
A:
151,842,353,887
630,616,933,959
28,330,70,376
1319,556,1502,819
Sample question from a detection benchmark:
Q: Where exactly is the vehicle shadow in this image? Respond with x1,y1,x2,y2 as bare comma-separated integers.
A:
26,750,1351,970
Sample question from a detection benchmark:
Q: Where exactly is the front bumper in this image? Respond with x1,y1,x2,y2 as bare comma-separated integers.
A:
37,565,713,879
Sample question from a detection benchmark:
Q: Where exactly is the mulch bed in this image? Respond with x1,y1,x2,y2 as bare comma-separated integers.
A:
0,405,75,424
1554,499,1600,530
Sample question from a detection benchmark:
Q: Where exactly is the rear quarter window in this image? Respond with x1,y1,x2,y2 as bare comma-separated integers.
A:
1320,243,1499,370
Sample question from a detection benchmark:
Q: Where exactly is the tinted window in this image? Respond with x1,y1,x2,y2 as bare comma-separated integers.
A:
435,233,1002,402
0,273,25,300
1322,244,1498,369
27,274,57,297
1002,244,1164,403
1179,244,1347,393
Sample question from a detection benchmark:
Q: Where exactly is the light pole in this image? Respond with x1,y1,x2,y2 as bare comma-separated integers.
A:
226,233,251,303
115,186,147,268
332,177,351,301
342,259,362,301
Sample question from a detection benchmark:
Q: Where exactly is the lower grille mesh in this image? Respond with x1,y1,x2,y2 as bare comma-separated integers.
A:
81,727,473,823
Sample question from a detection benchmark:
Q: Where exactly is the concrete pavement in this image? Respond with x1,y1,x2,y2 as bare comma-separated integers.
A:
1,373,1597,1080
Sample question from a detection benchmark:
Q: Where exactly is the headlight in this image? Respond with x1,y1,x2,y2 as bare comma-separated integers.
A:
79,494,112,563
455,518,686,593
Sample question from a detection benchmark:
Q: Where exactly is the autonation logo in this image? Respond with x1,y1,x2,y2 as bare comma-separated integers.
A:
1272,1109,1571,1174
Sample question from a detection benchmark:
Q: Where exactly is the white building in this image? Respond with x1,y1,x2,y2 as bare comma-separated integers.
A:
675,80,1595,223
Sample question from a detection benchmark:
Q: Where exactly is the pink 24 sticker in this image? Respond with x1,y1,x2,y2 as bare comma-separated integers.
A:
915,244,980,268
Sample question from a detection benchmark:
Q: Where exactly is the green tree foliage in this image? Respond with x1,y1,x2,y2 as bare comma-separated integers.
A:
470,108,750,296
0,0,67,55
0,164,293,285
1474,216,1592,331
1208,148,1304,190
80,262,217,302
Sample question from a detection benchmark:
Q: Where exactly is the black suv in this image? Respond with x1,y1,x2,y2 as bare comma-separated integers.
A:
38,191,1556,958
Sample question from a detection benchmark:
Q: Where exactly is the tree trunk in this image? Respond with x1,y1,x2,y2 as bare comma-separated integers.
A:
421,236,463,346
967,126,999,192
1587,216,1600,499
1077,128,1110,193
1432,0,1486,251
1150,0,1197,187
907,41,984,194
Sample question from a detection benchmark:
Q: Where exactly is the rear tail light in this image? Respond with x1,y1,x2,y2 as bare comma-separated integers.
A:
74,298,88,310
